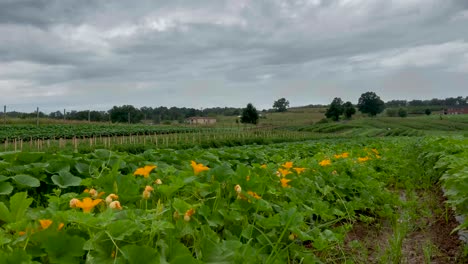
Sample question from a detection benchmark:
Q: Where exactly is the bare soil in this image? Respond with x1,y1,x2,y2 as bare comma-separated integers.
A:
345,189,466,264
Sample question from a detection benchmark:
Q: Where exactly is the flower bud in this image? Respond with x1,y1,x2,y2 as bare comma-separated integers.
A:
109,201,122,210
234,184,242,194
69,198,79,208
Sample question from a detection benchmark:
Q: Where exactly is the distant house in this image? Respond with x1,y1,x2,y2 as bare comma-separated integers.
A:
445,107,468,115
185,116,216,125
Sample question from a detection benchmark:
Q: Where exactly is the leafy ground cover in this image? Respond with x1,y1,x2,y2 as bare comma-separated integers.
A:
0,137,467,263
0,124,206,142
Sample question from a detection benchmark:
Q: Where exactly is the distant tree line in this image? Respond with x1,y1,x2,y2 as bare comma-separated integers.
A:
0,106,242,124
385,96,468,107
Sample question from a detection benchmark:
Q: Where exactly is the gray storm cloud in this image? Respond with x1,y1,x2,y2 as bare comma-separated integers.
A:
0,0,467,112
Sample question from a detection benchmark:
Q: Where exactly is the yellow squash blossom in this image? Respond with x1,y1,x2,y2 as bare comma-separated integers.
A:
191,161,209,175
280,178,292,188
58,223,64,230
282,162,293,169
247,191,261,200
278,168,291,177
334,154,342,159
260,164,267,169
293,167,306,174
74,197,102,213
341,152,349,158
358,157,370,163
134,165,157,178
39,219,53,230
319,159,332,167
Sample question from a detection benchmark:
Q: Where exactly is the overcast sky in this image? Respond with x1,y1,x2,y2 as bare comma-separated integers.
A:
1,0,467,112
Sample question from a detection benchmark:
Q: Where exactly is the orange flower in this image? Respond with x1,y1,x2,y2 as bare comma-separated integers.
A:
74,198,102,213
341,152,349,158
293,167,306,174
334,154,342,159
144,185,154,192
58,223,65,230
260,164,267,169
184,208,195,222
39,219,53,230
247,191,261,200
133,165,157,178
191,161,209,175
278,168,291,177
358,157,370,163
282,162,293,169
319,159,331,166
280,178,292,188
18,231,26,236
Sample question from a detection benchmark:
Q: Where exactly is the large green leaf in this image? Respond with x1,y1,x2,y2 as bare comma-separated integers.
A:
51,171,82,188
0,182,13,195
12,174,40,187
106,219,141,241
0,248,35,264
0,192,33,223
121,244,160,264
40,233,86,264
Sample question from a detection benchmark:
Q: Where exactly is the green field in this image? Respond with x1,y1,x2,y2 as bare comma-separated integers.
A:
0,111,467,263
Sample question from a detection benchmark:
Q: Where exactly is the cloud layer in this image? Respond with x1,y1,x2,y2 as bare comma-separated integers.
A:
1,0,467,112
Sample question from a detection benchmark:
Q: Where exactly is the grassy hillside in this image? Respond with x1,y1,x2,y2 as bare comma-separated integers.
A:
295,114,468,137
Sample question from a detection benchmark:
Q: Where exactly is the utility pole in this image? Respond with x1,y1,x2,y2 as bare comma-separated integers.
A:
3,105,6,125
36,107,39,127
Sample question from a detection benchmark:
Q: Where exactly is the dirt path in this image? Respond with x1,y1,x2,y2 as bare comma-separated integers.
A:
345,189,466,263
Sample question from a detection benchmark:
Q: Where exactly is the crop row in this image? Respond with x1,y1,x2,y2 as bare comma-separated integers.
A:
0,137,466,263
0,124,215,141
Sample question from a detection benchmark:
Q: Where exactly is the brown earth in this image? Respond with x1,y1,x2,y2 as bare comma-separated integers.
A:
345,189,466,264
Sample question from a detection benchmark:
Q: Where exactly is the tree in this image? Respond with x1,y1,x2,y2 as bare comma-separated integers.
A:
273,98,290,112
109,105,144,123
424,109,432,115
343,101,356,119
357,92,385,116
325,97,343,121
398,108,408,118
241,103,259,125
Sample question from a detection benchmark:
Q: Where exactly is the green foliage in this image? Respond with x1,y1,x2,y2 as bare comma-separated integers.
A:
325,97,343,121
398,108,408,118
425,108,432,115
358,91,385,116
343,101,356,119
240,103,259,125
272,98,290,112
109,105,144,124
1,137,467,262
